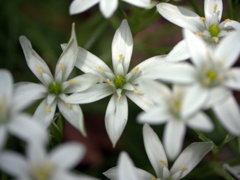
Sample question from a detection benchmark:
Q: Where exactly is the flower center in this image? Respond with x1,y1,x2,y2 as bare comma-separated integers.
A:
208,24,220,37
113,75,126,89
168,93,182,118
201,68,224,87
48,82,62,95
30,164,53,180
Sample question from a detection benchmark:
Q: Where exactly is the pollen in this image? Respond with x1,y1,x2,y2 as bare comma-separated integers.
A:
69,80,77,84
98,66,105,73
117,94,122,102
196,32,204,36
37,65,43,74
45,106,51,113
160,160,167,166
200,17,206,21
224,19,231,23
213,4,217,13
66,103,71,109
213,37,219,43
134,90,142,94
106,79,112,86
60,63,64,71
119,54,123,63
134,67,140,74
180,166,188,171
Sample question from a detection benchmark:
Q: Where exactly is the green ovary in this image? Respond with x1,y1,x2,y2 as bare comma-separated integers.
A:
48,82,62,95
113,75,126,89
31,164,53,180
209,24,220,37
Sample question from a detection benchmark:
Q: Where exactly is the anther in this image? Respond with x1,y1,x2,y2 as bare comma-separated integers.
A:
134,90,142,94
117,94,122,102
213,37,219,43
45,106,51,113
213,4,218,13
66,103,71,109
160,160,167,166
98,66,105,73
196,32,204,36
69,80,77,84
37,65,43,74
134,67,140,74
180,166,188,171
119,54,123,63
106,79,112,86
224,19,231,23
60,63,64,71
200,17,206,21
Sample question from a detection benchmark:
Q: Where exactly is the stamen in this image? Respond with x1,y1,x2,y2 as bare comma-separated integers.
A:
213,4,217,13
228,70,235,78
218,60,224,67
98,66,105,73
134,90,142,94
224,19,231,23
200,17,206,21
106,79,112,86
37,65,43,74
60,63,64,71
160,160,167,166
213,37,219,43
206,52,212,61
69,80,77,84
66,103,71,109
117,94,122,102
196,32,204,36
180,166,188,171
119,54,123,63
45,106,51,113
151,178,157,180
134,67,140,74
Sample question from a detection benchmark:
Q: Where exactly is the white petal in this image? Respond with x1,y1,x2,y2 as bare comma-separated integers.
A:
181,84,209,118
75,47,114,77
55,23,78,82
53,171,99,180
157,3,203,32
8,114,47,144
13,82,46,112
138,106,169,125
214,31,240,68
0,127,7,149
187,112,214,132
62,73,101,93
19,36,53,85
225,68,240,91
163,120,186,160
170,142,213,178
50,142,85,169
184,29,209,67
223,20,240,30
33,99,57,127
100,0,118,18
105,94,128,147
27,142,47,165
213,95,240,136
122,0,152,8
165,40,190,62
65,83,113,104
69,0,99,15
0,152,28,177
58,100,86,136
204,0,222,22
0,69,13,100
143,124,168,177
112,19,133,74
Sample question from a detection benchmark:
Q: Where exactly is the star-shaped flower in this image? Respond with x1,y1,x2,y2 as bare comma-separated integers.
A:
104,124,213,180
18,24,99,136
70,0,153,18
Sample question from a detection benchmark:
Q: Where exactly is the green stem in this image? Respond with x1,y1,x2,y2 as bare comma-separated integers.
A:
118,5,128,19
227,0,233,19
189,0,202,16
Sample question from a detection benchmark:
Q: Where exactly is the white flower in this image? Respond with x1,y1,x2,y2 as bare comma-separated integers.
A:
152,29,240,136
0,69,47,149
18,24,99,136
0,142,99,180
137,80,213,159
69,0,153,18
104,124,213,180
157,0,240,62
65,20,166,146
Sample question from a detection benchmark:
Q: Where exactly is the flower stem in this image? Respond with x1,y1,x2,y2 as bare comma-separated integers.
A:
227,0,233,19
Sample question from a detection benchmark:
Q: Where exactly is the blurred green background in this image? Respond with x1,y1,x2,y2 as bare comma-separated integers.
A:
1,0,240,179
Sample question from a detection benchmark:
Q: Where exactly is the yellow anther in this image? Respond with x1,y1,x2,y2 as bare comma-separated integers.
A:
180,166,188,171
119,54,123,63
45,106,51,113
134,67,140,74
151,178,157,180
69,80,77,84
134,90,142,94
98,66,105,73
117,94,122,102
213,37,219,43
200,17,206,21
60,63,64,71
175,101,182,111
160,160,167,166
213,4,218,13
106,79,112,86
196,32,204,36
37,65,43,74
66,103,71,109
224,19,231,23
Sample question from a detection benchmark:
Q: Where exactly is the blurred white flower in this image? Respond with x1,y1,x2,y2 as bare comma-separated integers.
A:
104,124,213,180
18,24,99,136
0,142,99,180
158,0,240,62
65,19,168,147
0,69,47,149
69,0,153,18
138,81,213,160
